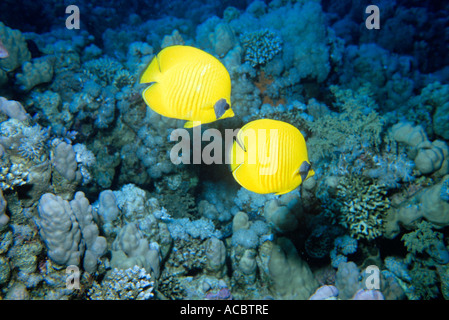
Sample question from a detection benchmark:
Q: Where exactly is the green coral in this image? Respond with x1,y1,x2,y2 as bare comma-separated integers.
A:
240,28,283,67
401,220,443,256
437,264,449,300
16,56,55,91
408,262,439,300
88,266,154,300
0,22,31,72
307,85,383,162
336,175,390,240
112,69,135,89
84,57,124,85
158,270,186,300
405,81,449,138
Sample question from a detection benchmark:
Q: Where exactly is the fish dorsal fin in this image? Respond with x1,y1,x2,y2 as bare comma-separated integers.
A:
158,45,212,73
141,45,201,84
140,54,161,84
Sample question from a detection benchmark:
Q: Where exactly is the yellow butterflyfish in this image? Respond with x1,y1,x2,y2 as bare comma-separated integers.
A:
139,45,234,128
229,119,314,195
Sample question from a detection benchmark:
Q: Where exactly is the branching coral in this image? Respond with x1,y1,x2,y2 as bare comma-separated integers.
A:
307,85,383,163
401,220,449,264
88,266,154,300
240,28,282,67
83,57,124,85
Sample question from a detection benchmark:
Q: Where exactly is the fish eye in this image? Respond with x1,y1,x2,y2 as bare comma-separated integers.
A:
224,104,230,110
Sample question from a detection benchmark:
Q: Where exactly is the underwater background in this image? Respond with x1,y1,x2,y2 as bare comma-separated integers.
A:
0,0,449,301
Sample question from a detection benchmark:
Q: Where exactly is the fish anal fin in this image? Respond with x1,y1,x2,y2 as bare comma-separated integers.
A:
184,121,203,128
275,189,293,196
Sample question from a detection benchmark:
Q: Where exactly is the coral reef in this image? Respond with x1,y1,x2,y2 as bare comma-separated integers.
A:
88,266,154,300
334,175,390,240
0,0,448,302
385,175,449,238
0,22,31,73
240,28,282,67
35,191,106,273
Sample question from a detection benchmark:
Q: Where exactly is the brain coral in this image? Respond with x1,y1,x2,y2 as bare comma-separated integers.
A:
335,175,390,240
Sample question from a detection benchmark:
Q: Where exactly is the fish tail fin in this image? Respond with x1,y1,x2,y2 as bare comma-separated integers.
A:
140,55,161,84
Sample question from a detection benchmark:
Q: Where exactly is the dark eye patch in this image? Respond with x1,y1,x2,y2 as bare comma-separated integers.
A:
214,98,230,119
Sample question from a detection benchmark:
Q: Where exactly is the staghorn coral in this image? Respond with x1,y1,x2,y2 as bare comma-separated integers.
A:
335,175,390,240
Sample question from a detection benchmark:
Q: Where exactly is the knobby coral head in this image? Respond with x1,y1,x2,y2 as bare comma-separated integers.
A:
0,39,9,59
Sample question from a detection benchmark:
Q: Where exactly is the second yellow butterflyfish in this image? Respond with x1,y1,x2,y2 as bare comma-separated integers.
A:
139,45,234,128
229,119,315,195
